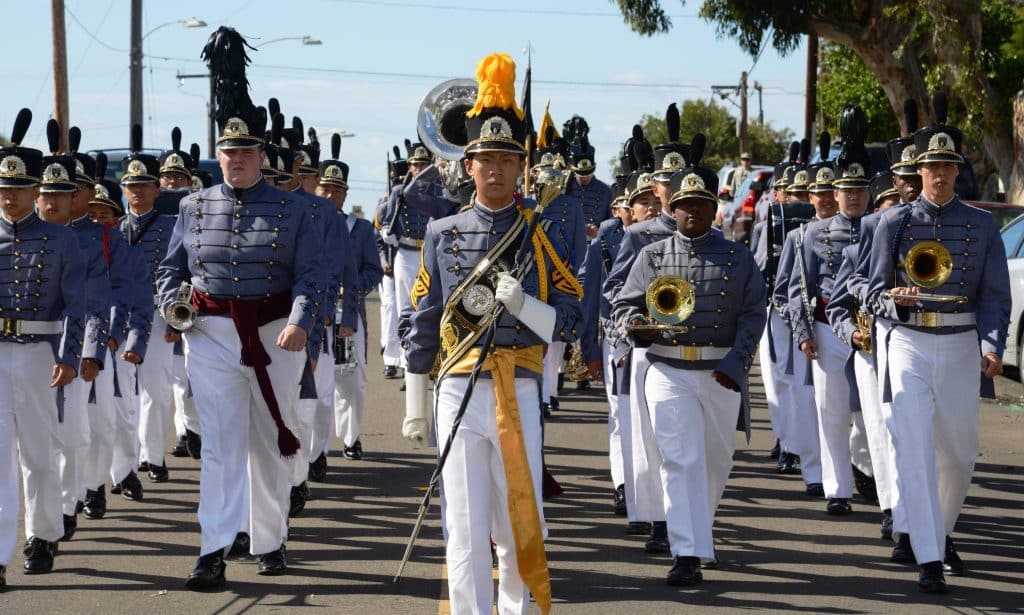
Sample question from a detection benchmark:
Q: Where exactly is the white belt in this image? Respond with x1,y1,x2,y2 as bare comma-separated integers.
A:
904,311,976,328
1,318,63,336
646,344,730,362
398,237,424,249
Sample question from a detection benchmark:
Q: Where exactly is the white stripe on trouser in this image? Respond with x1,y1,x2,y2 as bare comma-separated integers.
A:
788,339,823,485
309,339,336,459
57,378,90,516
644,363,740,560
886,328,979,564
184,315,303,557
393,248,420,370
760,309,791,450
602,339,624,488
83,363,116,491
138,310,176,466
0,342,64,566
811,322,854,499
628,348,666,522
379,275,401,368
853,349,899,512
109,354,139,484
874,320,907,535
172,353,200,437
334,326,368,447
542,342,565,404
436,375,544,615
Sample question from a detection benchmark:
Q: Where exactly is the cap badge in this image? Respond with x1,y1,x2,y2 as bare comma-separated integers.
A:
43,163,68,182
481,116,513,139
1,156,26,177
816,167,835,183
299,151,312,165
929,132,954,153
846,163,865,178
324,164,343,179
163,154,184,170
94,184,109,200
901,145,917,163
225,118,249,136
575,159,594,172
637,172,653,191
663,152,685,171
127,160,147,177
682,173,706,191
794,170,809,185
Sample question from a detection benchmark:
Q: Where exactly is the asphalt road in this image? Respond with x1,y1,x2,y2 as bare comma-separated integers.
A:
3,294,1022,613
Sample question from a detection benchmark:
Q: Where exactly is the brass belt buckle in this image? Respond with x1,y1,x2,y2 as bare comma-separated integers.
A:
682,346,700,361
1,318,18,336
921,312,938,328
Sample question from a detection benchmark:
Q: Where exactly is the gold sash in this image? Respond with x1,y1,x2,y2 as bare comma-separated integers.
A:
448,344,551,614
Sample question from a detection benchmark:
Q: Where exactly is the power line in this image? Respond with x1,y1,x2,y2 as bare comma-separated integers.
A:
65,4,128,53
332,0,699,18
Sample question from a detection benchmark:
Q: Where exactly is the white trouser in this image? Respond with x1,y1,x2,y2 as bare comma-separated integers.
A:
628,348,665,523
110,352,140,484
850,408,873,476
184,315,303,557
379,274,401,368
0,342,63,566
645,363,740,559
84,363,117,491
788,340,823,485
437,375,544,615
760,310,792,450
854,349,899,512
811,322,854,498
334,326,368,447
292,361,320,487
603,339,624,488
310,335,336,458
886,328,979,564
394,247,420,370
57,378,90,516
138,310,176,466
542,342,565,404
172,353,200,438
874,320,907,535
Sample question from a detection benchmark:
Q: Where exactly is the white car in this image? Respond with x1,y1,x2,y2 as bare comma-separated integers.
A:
1000,213,1024,368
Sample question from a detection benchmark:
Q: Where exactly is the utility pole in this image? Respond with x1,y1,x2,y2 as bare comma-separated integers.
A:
805,33,818,147
176,72,215,156
739,71,749,155
129,0,143,138
753,81,764,125
51,0,69,151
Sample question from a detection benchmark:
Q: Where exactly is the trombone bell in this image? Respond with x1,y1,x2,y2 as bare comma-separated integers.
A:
645,275,695,326
885,240,967,303
165,282,197,331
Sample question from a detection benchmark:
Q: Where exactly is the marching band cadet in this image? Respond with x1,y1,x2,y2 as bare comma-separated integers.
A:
403,52,581,615
120,125,177,488
791,111,874,516
35,120,111,543
865,94,1009,593
376,151,405,380
563,116,613,239
611,141,765,586
314,135,383,462
81,152,152,519
0,108,85,583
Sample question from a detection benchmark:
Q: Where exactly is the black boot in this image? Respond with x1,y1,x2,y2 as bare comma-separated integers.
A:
776,452,797,474
826,497,852,516
666,556,702,586
880,509,893,541
171,435,189,457
186,551,226,591
83,486,107,519
343,440,363,460
918,560,947,594
227,532,250,559
0,565,6,592
769,439,780,460
185,429,202,460
289,483,308,517
612,484,627,516
119,471,144,501
645,521,669,554
257,545,287,576
148,461,169,483
891,533,915,563
852,464,878,503
309,451,328,481
943,536,965,575
62,514,77,542
23,537,56,574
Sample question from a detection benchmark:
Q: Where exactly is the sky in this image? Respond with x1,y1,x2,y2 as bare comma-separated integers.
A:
1,0,808,215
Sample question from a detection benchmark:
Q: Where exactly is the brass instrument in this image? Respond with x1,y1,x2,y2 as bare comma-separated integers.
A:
854,305,873,355
629,275,695,338
882,240,968,304
565,344,592,382
165,282,197,331
416,78,477,162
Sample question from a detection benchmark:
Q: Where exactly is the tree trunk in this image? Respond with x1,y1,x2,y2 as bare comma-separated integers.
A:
1010,91,1024,204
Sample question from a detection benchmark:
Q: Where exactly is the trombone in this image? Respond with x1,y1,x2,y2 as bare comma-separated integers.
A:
882,240,968,304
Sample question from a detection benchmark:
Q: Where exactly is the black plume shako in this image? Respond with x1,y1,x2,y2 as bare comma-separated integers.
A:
818,131,831,162
666,103,680,143
903,99,918,135
201,26,259,141
47,118,61,154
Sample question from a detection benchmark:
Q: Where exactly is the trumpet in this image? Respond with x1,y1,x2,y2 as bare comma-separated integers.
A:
165,282,197,331
882,240,968,303
629,275,695,339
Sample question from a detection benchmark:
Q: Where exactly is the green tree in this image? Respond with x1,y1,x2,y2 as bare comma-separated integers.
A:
817,43,898,143
619,99,791,172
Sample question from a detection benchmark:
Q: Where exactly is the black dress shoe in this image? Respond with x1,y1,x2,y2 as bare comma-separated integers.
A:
666,556,702,586
943,536,965,576
612,484,627,516
852,465,879,503
83,486,106,519
109,481,121,495
309,451,328,481
171,435,189,458
892,533,916,564
826,498,852,515
185,429,202,460
23,537,56,574
880,510,893,541
701,553,719,569
148,462,169,483
625,521,651,535
776,452,797,474
769,439,781,460
289,483,307,517
186,551,226,591
257,545,287,576
62,514,77,542
75,500,84,514
137,461,150,473
918,560,947,594
542,403,551,418
645,522,670,554
0,565,5,592
383,365,398,379
343,440,363,460
549,397,560,411
120,471,144,501
805,483,824,497
227,532,250,559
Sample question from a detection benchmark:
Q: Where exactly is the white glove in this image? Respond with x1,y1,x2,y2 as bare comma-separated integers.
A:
495,272,525,315
403,372,431,444
495,273,556,341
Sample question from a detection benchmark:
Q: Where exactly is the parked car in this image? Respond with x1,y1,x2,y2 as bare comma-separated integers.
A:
1000,213,1024,369
718,166,772,244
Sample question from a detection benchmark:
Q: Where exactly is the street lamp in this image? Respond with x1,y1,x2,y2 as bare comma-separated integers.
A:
129,6,207,139
253,35,322,48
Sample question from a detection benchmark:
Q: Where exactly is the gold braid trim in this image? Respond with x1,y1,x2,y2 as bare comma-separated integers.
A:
521,211,584,300
409,245,430,310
